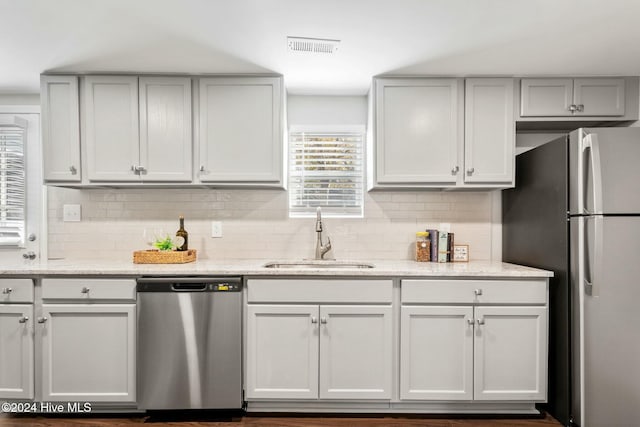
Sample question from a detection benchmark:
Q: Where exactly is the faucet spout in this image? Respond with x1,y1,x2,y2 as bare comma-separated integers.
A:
314,207,332,260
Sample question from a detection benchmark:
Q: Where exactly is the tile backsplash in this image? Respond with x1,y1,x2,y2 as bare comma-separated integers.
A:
47,187,497,261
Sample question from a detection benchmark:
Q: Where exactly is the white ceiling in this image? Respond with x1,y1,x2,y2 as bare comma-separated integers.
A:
2,0,640,95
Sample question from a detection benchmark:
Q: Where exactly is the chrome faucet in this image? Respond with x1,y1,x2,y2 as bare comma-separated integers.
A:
315,207,332,260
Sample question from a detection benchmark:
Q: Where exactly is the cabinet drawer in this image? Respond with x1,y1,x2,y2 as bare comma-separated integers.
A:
248,279,393,303
0,279,34,303
401,279,547,304
42,278,136,301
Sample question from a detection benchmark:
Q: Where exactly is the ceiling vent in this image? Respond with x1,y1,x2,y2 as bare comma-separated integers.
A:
287,37,340,54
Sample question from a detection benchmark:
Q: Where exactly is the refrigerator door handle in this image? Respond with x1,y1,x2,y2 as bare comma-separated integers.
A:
582,133,604,215
584,215,604,297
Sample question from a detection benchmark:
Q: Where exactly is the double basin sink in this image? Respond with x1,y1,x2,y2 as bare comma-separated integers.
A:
263,261,375,269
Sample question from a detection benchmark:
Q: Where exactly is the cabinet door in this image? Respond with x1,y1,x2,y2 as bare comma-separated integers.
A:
374,78,461,185
319,305,392,399
199,77,282,184
139,77,192,181
84,76,140,181
464,78,515,184
0,304,33,399
520,78,573,116
474,306,547,401
246,304,319,399
574,78,625,116
41,75,81,182
40,304,136,402
400,306,473,400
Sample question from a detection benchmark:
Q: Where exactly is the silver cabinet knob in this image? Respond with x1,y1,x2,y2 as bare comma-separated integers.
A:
474,288,483,296
467,318,475,326
568,104,578,113
27,233,36,242
69,165,77,175
320,317,328,324
81,287,90,294
311,317,318,324
576,104,584,112
23,252,36,260
1,287,12,294
37,317,48,324
199,165,205,172
18,316,29,324
467,167,475,175
476,318,485,326
451,166,460,175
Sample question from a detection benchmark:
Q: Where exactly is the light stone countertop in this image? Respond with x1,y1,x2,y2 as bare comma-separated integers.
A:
0,259,553,278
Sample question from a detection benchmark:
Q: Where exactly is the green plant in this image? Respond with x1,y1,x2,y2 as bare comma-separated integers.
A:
153,235,175,251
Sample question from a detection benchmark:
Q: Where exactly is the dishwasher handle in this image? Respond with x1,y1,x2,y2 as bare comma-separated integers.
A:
171,283,207,291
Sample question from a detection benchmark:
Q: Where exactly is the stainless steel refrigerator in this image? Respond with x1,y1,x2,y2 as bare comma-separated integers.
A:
503,127,640,427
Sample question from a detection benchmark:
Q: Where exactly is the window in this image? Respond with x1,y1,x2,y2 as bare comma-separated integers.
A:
0,122,26,246
289,126,364,218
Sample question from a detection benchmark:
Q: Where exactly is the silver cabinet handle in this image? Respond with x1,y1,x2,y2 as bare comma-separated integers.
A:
37,317,48,324
467,167,475,175
81,287,90,294
69,165,77,175
18,316,29,324
568,104,578,113
311,317,318,324
199,165,205,172
474,288,483,296
132,165,147,174
23,252,36,260
576,104,584,112
320,317,327,324
467,318,475,326
476,318,485,326
451,166,459,175
2,287,12,294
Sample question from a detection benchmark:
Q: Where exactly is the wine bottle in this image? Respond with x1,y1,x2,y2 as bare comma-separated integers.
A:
176,215,188,251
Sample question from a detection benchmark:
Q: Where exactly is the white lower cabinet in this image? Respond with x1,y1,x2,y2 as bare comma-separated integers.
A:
473,306,547,401
0,304,34,399
400,279,548,403
40,304,136,403
246,305,319,399
245,279,394,401
0,279,35,400
246,304,392,400
40,278,136,404
400,306,473,400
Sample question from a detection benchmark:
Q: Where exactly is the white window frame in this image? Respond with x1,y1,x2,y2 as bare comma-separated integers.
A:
0,117,27,247
288,125,365,219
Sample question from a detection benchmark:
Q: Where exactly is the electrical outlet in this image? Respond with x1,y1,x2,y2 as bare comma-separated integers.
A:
63,204,81,222
211,221,223,238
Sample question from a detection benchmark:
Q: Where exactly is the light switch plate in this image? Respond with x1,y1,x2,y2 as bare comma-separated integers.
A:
63,204,81,222
211,221,223,238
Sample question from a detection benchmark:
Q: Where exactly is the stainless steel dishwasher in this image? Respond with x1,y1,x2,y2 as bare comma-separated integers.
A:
137,277,242,410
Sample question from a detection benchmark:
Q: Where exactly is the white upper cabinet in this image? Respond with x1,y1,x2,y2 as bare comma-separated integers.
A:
520,78,625,117
198,77,283,185
373,78,461,186
573,78,625,116
371,77,514,189
464,78,515,184
84,76,140,181
139,77,192,182
41,75,81,182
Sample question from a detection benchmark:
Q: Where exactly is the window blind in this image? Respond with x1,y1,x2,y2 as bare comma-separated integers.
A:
289,130,364,218
0,125,25,246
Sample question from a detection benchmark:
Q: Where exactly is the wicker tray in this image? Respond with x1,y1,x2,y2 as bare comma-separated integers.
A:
133,249,197,264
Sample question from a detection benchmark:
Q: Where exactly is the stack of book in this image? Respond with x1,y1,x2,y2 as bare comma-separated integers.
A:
425,229,454,263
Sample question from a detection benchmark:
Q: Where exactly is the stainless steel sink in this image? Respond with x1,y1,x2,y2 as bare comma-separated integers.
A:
263,261,375,269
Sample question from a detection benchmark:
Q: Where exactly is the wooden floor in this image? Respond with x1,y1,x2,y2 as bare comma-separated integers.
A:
0,412,563,426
